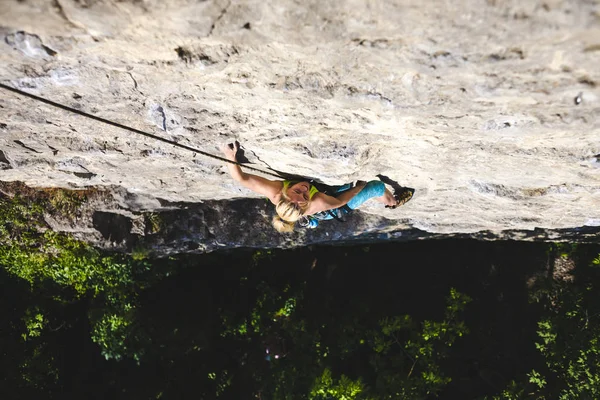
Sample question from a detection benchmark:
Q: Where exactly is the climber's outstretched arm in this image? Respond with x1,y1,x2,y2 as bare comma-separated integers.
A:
305,182,367,215
221,142,282,203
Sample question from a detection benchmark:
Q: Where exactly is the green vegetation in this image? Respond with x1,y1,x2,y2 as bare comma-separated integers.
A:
1,186,600,399
0,186,155,362
486,246,600,400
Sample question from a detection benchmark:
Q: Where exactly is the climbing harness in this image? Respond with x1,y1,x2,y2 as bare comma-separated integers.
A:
0,82,282,178
299,205,353,229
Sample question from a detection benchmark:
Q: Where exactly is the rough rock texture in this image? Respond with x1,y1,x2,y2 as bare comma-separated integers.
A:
1,0,599,253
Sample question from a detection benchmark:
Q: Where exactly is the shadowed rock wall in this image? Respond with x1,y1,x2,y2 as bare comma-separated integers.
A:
1,0,599,251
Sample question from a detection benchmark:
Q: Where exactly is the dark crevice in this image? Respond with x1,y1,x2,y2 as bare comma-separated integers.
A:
14,140,42,153
92,211,133,244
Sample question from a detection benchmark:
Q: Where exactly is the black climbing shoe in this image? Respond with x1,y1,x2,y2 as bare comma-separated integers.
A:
386,188,414,209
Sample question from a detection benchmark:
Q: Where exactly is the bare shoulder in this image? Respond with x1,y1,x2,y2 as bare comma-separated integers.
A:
260,179,284,204
261,179,283,204
270,190,283,205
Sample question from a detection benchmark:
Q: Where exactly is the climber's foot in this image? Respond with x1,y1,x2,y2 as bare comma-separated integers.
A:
385,188,414,209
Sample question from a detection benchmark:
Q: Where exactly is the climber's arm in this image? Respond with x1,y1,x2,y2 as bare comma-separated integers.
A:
305,182,366,215
221,143,282,203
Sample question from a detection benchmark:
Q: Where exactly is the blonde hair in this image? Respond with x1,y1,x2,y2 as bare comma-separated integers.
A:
272,190,309,233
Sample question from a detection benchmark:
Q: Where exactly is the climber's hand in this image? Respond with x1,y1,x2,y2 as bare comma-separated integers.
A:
221,141,240,161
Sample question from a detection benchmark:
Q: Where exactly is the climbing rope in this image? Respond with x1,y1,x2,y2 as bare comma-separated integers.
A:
0,82,283,178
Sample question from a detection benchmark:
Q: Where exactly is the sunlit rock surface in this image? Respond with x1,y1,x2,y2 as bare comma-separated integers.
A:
1,0,599,252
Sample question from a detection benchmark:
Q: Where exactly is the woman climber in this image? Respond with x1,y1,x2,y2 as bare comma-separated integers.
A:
221,141,413,233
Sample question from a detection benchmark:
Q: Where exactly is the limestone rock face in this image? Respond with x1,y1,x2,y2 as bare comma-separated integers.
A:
1,0,599,252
